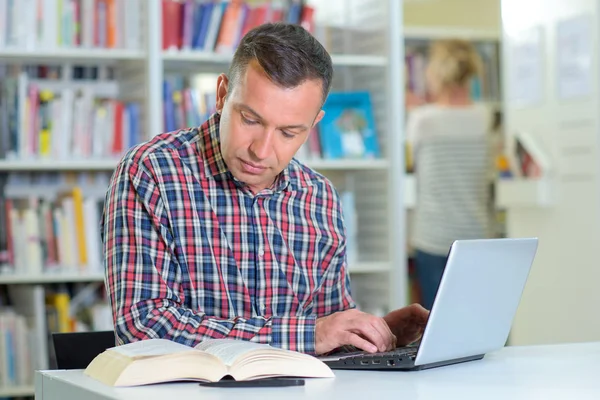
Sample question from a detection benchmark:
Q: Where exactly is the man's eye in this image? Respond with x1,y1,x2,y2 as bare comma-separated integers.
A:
241,114,258,125
281,130,294,139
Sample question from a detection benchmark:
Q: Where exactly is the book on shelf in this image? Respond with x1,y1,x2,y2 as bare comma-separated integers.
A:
84,338,334,387
0,308,37,388
497,131,551,179
44,284,112,337
318,91,380,160
0,65,142,161
161,0,316,53
163,74,217,133
0,0,141,51
1,172,107,275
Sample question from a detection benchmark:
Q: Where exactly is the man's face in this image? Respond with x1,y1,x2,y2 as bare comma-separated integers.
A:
215,60,325,194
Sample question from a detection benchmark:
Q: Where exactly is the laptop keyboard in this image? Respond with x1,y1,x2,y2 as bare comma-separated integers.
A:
321,345,417,361
363,347,417,359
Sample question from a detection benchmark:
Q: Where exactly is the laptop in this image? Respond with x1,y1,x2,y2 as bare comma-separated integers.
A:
52,330,116,369
320,238,538,371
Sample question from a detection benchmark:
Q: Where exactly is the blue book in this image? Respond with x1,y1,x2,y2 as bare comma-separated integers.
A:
193,3,211,49
6,328,15,385
192,2,215,50
163,80,176,132
126,103,140,148
318,91,380,159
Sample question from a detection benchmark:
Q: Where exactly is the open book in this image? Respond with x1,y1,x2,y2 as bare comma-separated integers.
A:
84,338,334,387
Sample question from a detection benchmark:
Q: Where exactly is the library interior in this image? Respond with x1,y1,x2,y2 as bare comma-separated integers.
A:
1,0,600,398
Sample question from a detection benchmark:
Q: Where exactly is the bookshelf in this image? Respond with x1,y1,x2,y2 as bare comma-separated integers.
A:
496,178,554,208
404,27,502,106
495,130,555,208
0,0,406,395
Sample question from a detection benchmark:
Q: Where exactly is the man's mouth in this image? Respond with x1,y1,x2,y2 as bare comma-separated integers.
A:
239,159,267,174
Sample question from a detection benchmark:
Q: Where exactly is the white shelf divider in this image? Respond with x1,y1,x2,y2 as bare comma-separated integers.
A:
330,54,388,67
162,51,233,63
0,48,145,62
0,158,121,171
348,262,389,273
306,158,389,170
0,158,390,172
496,178,554,208
162,51,387,67
0,270,105,285
0,385,35,397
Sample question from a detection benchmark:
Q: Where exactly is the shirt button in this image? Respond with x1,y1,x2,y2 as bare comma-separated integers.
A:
258,247,265,257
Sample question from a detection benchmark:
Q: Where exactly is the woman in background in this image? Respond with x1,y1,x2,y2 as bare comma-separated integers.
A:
407,39,492,310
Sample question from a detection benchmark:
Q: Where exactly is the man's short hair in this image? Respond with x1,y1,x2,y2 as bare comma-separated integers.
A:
228,23,333,104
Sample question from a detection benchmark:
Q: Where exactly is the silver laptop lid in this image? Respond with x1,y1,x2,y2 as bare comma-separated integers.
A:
414,238,538,366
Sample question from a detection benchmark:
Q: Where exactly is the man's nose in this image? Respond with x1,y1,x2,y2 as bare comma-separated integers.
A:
249,129,275,160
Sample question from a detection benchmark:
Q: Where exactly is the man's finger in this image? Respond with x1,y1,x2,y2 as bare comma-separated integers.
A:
344,332,378,353
373,317,396,350
349,318,388,352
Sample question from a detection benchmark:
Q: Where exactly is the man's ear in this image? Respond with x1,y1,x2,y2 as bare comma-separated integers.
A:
313,110,325,126
215,73,229,113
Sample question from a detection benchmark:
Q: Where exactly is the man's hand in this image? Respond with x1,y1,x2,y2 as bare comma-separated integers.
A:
383,303,429,346
315,309,396,355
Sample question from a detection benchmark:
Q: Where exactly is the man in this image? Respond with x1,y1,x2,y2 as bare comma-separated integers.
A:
102,23,428,356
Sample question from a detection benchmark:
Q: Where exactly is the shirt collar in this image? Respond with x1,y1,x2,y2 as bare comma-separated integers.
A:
201,112,291,194
203,113,230,180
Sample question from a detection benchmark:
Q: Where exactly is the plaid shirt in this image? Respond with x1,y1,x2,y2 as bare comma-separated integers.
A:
102,113,355,354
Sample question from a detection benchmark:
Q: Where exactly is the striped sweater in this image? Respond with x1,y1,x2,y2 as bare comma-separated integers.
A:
407,104,492,256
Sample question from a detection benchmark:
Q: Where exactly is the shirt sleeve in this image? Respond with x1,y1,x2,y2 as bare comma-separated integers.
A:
102,154,317,354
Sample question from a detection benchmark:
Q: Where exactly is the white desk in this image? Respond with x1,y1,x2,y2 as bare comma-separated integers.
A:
36,342,600,400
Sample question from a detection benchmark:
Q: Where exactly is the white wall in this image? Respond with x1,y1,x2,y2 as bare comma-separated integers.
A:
502,0,600,345
404,0,500,32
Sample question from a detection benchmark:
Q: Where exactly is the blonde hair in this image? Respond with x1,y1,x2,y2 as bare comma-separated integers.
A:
426,39,482,94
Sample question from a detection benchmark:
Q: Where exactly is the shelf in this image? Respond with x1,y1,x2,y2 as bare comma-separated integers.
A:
0,270,105,284
330,54,387,67
348,262,389,273
0,158,121,172
4,184,108,200
162,51,387,68
404,26,501,41
0,48,145,63
481,100,502,110
0,385,35,397
0,158,390,172
495,178,554,208
305,158,389,170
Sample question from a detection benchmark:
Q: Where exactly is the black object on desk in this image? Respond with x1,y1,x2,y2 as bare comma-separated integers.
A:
199,378,305,388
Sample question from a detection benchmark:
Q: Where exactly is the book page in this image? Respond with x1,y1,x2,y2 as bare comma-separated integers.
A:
195,339,280,366
109,339,195,358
